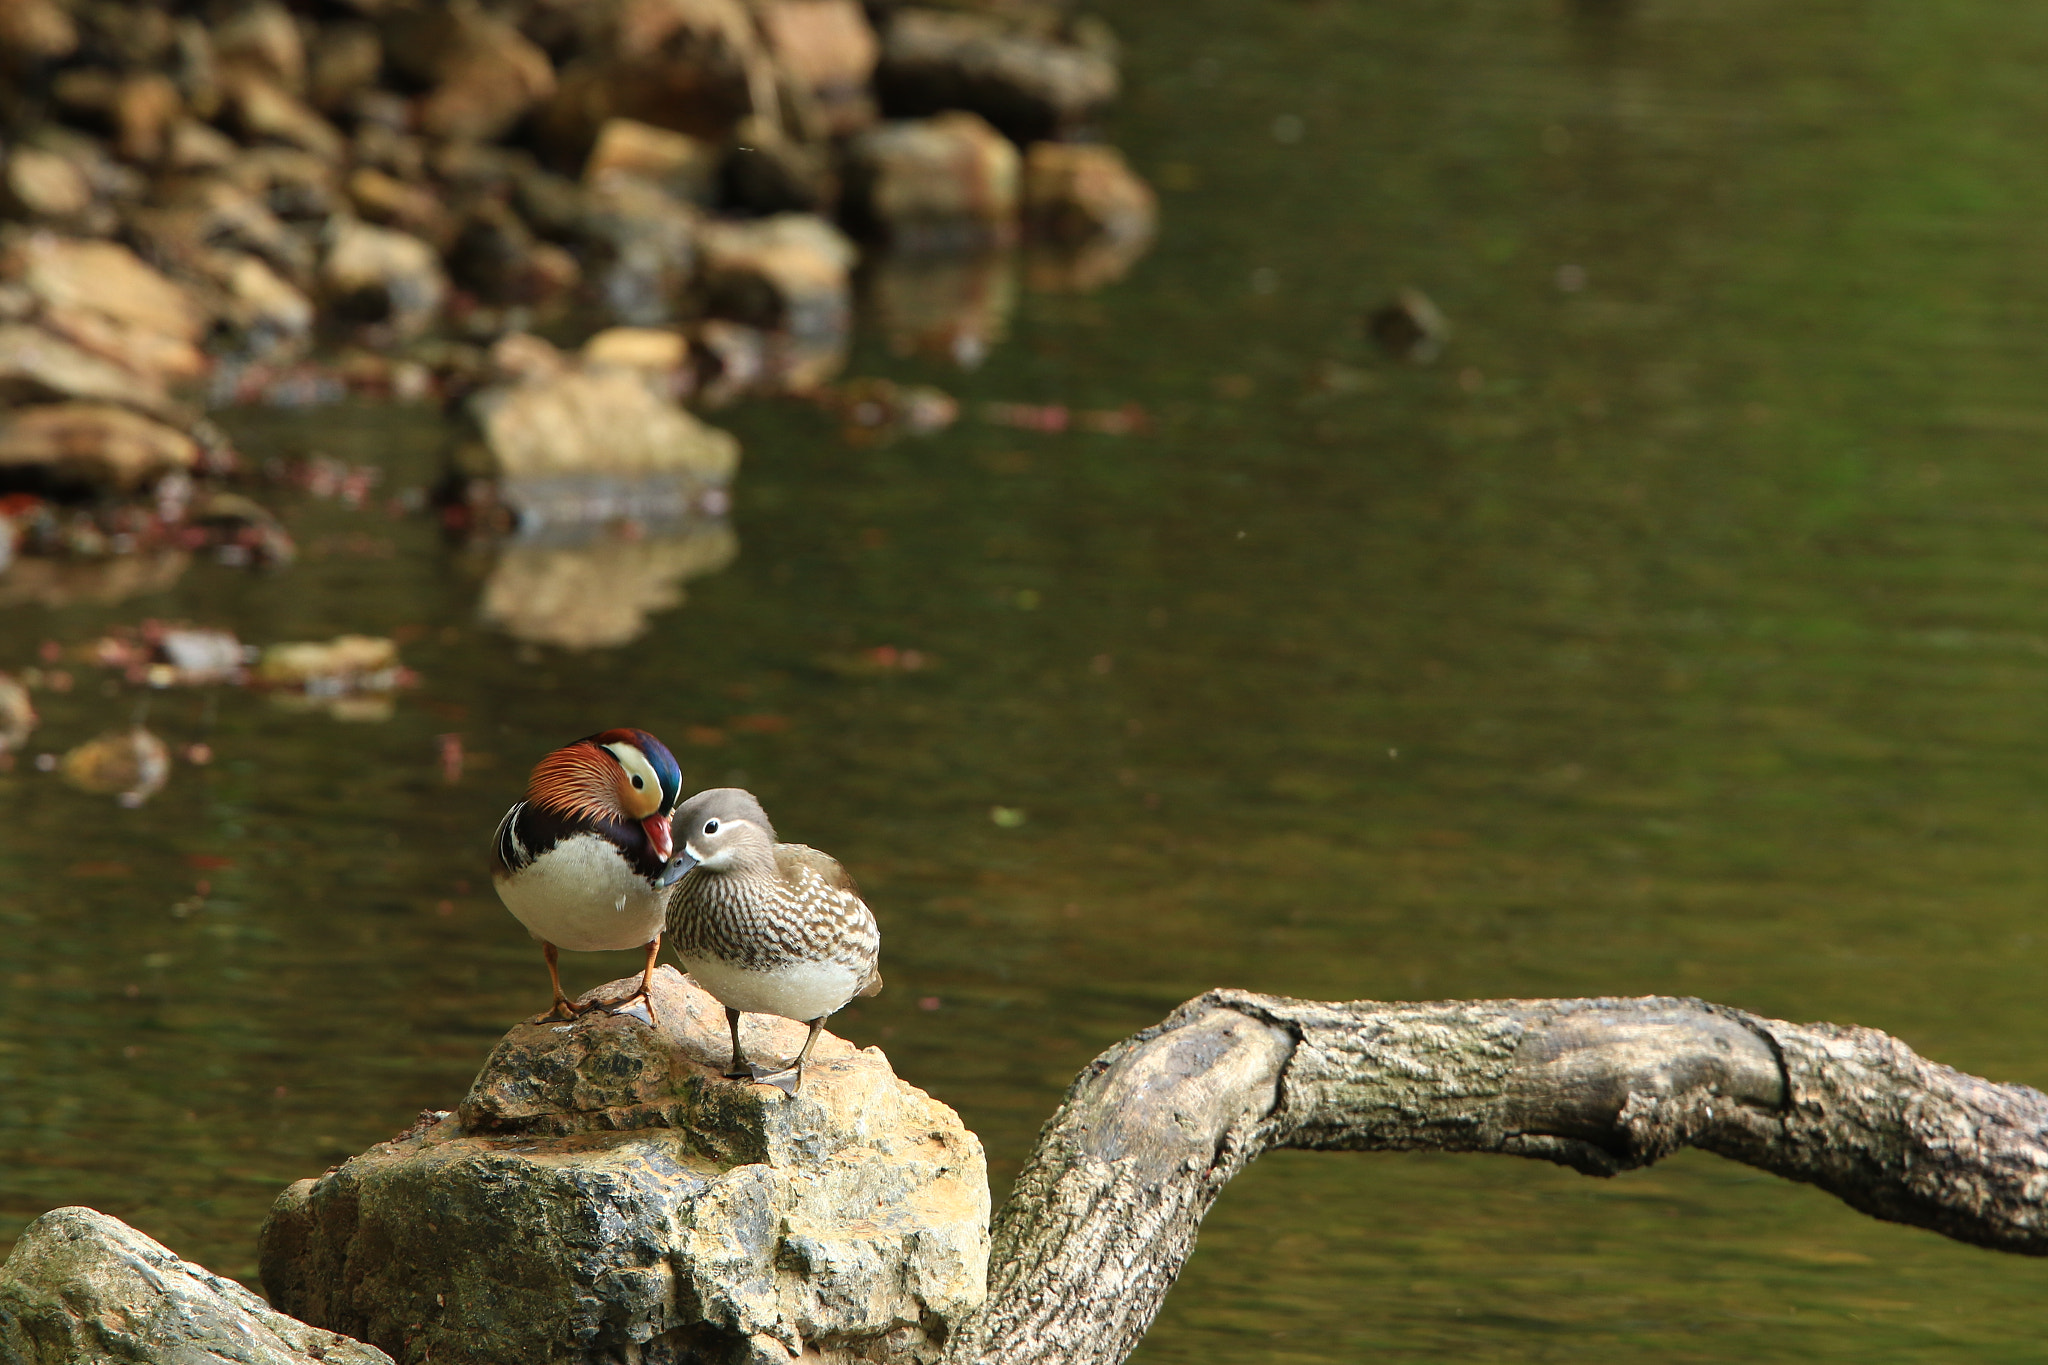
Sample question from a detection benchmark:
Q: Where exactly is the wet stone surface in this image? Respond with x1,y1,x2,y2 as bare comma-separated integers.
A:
259,968,989,1365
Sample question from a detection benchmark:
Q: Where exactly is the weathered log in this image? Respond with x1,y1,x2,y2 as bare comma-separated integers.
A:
946,991,2048,1365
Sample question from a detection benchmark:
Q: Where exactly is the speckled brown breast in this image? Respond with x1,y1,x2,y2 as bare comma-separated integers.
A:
667,842,880,976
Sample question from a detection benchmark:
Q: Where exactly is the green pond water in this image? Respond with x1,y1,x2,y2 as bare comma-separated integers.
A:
9,0,2048,1358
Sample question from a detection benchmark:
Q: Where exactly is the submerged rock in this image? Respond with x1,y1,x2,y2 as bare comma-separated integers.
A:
59,724,170,804
261,967,988,1365
0,1206,391,1365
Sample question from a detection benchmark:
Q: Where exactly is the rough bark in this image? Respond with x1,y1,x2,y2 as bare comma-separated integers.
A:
946,991,2048,1365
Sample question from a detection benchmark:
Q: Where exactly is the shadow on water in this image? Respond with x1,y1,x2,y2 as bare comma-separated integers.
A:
8,0,2048,1360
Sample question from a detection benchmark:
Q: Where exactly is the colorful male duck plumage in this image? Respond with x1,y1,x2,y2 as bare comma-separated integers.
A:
492,728,685,1022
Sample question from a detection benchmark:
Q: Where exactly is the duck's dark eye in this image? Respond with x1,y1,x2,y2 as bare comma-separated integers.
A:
631,775,645,789
704,819,720,835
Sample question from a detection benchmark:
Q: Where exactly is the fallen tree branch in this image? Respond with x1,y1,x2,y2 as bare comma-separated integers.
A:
945,992,2048,1365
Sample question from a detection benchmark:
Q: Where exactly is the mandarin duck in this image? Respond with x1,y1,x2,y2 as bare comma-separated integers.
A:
664,788,882,1092
491,728,685,1022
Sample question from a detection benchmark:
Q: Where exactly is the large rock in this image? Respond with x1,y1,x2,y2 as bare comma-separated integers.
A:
3,234,210,383
693,213,855,387
0,402,199,488
460,362,741,491
384,4,557,143
260,968,988,1365
755,0,879,135
876,8,1118,143
1023,142,1156,247
0,1205,392,1365
845,112,1019,249
584,116,718,205
320,218,448,338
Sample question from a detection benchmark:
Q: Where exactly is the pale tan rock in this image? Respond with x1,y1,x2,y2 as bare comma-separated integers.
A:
581,324,688,373
213,0,306,94
847,111,1020,247
0,323,175,413
695,212,855,350
308,22,382,114
259,969,987,1364
0,0,77,66
347,165,453,243
467,366,739,482
223,70,345,161
481,523,737,647
756,0,878,134
8,235,207,343
0,403,200,487
0,1207,391,1365
1023,141,1156,246
1,147,92,220
60,725,170,803
113,72,184,164
398,6,557,143
165,118,239,170
579,172,699,323
321,218,447,336
584,116,718,203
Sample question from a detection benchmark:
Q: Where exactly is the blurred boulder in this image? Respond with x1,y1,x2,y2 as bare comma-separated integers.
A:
580,323,687,375
320,218,448,338
1023,141,1155,246
384,3,556,143
257,634,400,688
212,0,307,94
0,1206,392,1365
877,7,1117,143
1,147,94,223
134,174,316,284
346,165,454,244
0,0,77,68
846,111,1019,249
584,115,717,205
221,71,346,161
5,235,209,377
309,22,383,114
694,211,853,350
0,402,199,489
165,117,238,171
447,199,581,308
536,0,763,162
259,969,987,1361
459,362,739,487
755,0,878,136
227,145,345,223
0,323,175,413
111,72,183,164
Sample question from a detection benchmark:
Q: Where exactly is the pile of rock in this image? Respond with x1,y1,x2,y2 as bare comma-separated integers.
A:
0,0,1156,605
0,0,1152,359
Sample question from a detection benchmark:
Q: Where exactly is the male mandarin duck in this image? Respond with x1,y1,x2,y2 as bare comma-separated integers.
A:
491,728,686,1022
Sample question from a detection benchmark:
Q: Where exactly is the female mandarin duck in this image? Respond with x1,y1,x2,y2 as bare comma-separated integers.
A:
491,728,686,1023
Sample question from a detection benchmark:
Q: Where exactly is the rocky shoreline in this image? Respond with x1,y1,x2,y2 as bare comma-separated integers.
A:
0,0,1155,615
2,968,988,1364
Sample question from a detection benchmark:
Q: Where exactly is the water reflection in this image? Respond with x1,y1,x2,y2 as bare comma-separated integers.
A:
475,518,738,650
